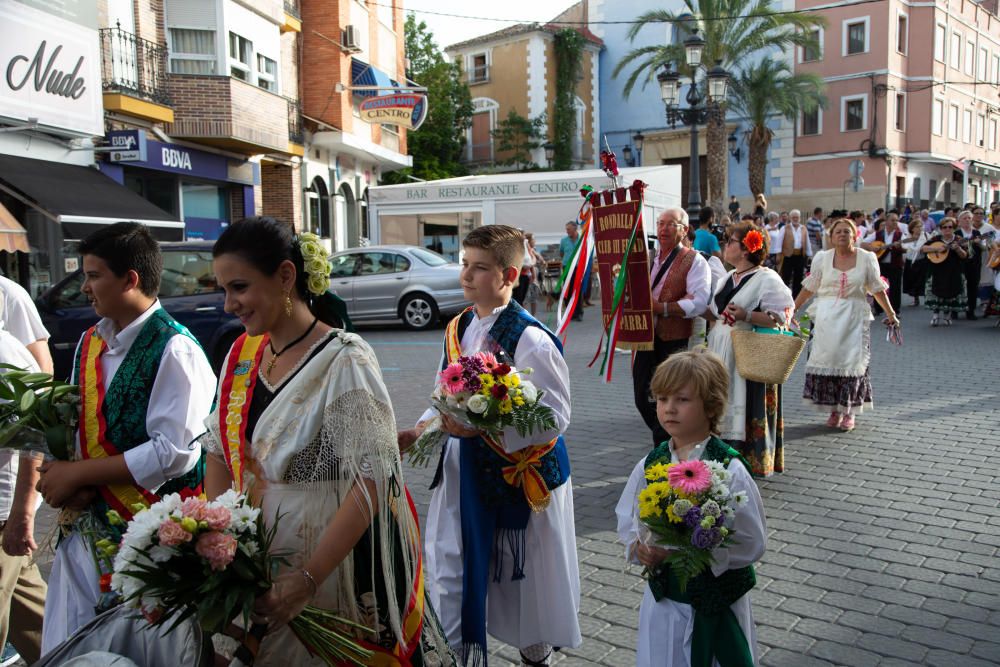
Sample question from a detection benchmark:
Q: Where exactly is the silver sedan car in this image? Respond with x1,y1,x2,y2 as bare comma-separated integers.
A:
329,245,470,330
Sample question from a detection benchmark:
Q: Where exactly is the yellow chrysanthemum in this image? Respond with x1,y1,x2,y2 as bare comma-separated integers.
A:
507,373,521,387
638,497,663,519
644,462,672,482
513,396,525,407
665,503,685,524
498,397,513,414
479,373,495,388
646,481,671,499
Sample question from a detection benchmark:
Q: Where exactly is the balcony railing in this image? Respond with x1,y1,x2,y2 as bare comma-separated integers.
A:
287,97,304,144
99,22,171,106
466,141,494,164
284,0,301,18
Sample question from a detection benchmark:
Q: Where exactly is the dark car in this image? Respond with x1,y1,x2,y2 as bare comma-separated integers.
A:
36,241,244,380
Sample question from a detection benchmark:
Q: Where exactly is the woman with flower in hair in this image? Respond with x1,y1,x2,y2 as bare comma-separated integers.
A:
793,218,899,432
704,222,794,476
201,217,454,665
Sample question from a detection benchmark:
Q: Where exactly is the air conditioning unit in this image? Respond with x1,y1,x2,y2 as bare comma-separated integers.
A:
342,25,362,53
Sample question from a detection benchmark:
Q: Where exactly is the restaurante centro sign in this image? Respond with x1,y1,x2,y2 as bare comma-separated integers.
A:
359,94,428,130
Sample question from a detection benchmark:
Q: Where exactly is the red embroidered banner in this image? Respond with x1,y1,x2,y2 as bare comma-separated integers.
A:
592,186,654,351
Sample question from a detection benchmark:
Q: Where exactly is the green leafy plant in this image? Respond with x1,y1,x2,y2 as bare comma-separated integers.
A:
0,363,79,460
552,29,586,170
492,110,547,170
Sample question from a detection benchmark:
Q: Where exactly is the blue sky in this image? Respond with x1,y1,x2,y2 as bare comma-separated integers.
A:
402,0,579,52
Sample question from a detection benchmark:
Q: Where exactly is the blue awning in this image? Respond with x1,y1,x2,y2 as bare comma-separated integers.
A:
350,58,399,98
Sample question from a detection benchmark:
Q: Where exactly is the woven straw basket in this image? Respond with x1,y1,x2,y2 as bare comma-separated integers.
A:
730,328,805,385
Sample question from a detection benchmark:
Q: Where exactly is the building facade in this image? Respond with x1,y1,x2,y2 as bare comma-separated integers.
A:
795,0,1000,212
590,0,798,207
300,0,411,252
445,5,602,174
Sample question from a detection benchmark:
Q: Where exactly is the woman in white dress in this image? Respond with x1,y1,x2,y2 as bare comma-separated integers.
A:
793,218,900,432
202,217,453,666
706,222,794,476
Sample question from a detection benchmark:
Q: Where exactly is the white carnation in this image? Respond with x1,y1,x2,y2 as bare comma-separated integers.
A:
733,490,749,506
520,381,538,403
467,394,489,414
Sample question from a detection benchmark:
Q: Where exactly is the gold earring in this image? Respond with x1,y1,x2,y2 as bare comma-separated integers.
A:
283,290,293,317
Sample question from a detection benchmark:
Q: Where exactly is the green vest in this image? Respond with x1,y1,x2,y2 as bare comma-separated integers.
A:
643,436,757,667
74,308,207,536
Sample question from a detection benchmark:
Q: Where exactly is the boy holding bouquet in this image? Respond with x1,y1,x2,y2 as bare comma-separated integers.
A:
615,350,766,667
403,225,581,666
36,223,215,653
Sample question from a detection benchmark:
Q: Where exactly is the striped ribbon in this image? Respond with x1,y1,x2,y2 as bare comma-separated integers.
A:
217,333,267,493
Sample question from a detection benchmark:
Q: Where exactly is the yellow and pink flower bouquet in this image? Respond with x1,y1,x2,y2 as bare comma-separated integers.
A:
407,351,556,466
638,459,750,591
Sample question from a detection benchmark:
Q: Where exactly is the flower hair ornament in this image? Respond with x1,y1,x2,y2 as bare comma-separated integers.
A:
296,232,332,296
742,229,764,254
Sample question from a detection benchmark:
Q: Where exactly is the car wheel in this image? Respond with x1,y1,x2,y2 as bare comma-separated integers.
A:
400,293,439,330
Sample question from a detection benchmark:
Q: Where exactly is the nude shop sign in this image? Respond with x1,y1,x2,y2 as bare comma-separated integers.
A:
359,94,428,131
0,2,103,136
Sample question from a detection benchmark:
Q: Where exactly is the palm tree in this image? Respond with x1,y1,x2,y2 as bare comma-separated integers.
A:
613,1,824,212
728,60,826,196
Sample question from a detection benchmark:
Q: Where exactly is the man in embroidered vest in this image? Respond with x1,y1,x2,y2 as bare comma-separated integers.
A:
862,211,905,314
405,225,581,666
36,223,216,654
779,209,813,296
632,207,711,447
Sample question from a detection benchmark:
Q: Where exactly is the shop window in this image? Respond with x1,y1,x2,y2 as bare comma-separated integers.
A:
169,28,217,74
257,54,277,92
229,32,253,81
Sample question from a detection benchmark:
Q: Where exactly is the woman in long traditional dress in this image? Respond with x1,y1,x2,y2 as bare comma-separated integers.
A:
705,222,794,476
202,217,453,666
920,217,968,326
902,218,929,307
793,218,900,432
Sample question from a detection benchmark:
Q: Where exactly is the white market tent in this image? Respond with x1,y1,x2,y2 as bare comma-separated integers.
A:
367,166,682,256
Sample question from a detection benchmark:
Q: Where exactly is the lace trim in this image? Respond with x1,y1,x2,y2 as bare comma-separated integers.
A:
258,329,338,393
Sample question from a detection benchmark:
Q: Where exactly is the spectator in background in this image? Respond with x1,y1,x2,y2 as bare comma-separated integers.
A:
862,211,905,314
729,195,741,219
956,210,985,320
779,209,813,296
903,218,930,307
0,274,53,375
806,207,824,250
753,193,767,217
523,232,545,316
972,206,996,237
920,209,935,234
513,228,533,304
560,221,584,321
693,206,722,259
765,212,782,269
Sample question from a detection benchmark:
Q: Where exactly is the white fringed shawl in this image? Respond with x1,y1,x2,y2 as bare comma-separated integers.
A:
204,330,420,650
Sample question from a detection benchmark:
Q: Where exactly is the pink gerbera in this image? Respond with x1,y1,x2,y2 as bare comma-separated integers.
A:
668,460,712,495
438,362,466,394
477,351,499,372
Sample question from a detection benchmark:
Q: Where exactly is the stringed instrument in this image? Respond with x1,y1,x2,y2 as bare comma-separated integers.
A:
923,237,968,264
989,244,1000,270
868,235,916,259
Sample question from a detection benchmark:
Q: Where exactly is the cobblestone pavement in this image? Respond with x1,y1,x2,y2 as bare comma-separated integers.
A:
28,300,1000,666
367,300,1000,667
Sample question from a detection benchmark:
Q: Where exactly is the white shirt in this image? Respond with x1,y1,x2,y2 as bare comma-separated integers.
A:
650,247,712,317
0,274,49,347
766,226,781,254
70,301,216,492
0,330,40,521
779,223,814,256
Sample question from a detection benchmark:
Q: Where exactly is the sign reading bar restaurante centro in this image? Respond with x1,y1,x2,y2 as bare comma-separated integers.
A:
359,94,428,131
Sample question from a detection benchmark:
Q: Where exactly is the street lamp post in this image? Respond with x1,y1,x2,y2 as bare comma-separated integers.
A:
656,26,730,225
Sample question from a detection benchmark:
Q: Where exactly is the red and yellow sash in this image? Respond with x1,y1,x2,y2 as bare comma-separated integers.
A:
217,333,268,493
444,309,557,512
353,487,425,666
78,328,157,520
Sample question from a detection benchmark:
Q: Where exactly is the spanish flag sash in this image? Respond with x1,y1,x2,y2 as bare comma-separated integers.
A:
78,327,157,520
217,333,268,493
444,308,558,513
352,487,426,666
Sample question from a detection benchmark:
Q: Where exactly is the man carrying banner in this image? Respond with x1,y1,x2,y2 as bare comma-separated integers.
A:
631,207,712,445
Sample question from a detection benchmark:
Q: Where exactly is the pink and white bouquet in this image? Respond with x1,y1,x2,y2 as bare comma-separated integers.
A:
408,351,556,466
110,491,371,665
638,459,749,591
